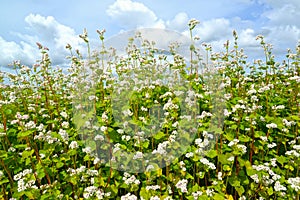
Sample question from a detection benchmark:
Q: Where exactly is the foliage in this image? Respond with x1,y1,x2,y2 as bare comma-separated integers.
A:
0,21,299,200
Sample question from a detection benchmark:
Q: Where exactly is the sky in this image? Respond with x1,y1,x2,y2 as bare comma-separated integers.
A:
0,0,299,70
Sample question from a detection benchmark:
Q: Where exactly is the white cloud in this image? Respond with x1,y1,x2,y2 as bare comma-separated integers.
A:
257,0,300,56
239,28,259,47
262,3,300,26
265,25,300,54
0,36,38,66
106,0,165,29
24,14,83,51
166,12,189,32
0,14,86,66
192,18,232,42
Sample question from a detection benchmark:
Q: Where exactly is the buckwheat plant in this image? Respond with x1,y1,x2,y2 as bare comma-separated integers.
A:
0,19,299,200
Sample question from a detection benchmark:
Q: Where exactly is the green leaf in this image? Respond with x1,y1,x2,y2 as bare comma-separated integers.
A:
206,150,218,158
17,130,34,138
254,131,265,138
239,135,251,142
267,187,273,195
142,140,149,148
153,131,165,140
5,109,12,115
235,186,245,196
140,187,151,199
22,149,34,158
56,161,64,169
0,179,9,185
223,165,231,171
213,193,226,200
277,155,287,165
224,131,235,141
0,150,7,158
37,170,46,179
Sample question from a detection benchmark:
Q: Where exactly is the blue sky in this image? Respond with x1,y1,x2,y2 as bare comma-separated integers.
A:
0,0,299,69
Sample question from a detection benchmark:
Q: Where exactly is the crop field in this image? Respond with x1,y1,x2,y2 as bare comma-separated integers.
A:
0,21,299,199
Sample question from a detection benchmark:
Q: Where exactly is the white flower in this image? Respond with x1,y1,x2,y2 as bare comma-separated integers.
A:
62,121,69,129
94,134,104,141
185,152,194,158
8,147,16,152
270,158,277,167
123,109,133,117
293,145,300,150
266,123,277,129
25,121,36,130
192,191,203,200
88,95,97,101
117,129,124,134
100,126,108,132
60,111,68,118
133,151,143,160
113,143,121,153
260,136,268,142
267,143,276,149
224,109,231,117
141,106,148,111
14,173,23,181
287,177,300,192
69,141,79,149
274,181,286,192
150,196,160,200
123,173,140,185
59,129,69,143
146,165,154,172
195,138,202,146
198,111,212,119
83,147,92,154
227,156,235,162
247,89,257,95
218,172,222,180
39,153,45,159
285,150,300,157
146,185,160,191
200,158,216,169
175,179,188,193
239,196,246,200
237,144,247,154
250,174,260,183
101,112,109,122
179,161,186,171
122,135,131,141
228,139,239,147
121,193,138,200
206,188,214,197
94,157,100,165
282,119,295,127
224,93,232,100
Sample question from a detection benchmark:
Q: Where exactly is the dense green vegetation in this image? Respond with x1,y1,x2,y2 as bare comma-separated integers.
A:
0,21,299,199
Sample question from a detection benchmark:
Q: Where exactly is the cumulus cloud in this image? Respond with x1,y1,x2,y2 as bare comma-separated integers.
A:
1,0,299,67
257,0,300,56
25,14,82,49
262,3,300,27
0,14,85,66
24,14,85,63
0,35,41,67
192,18,232,42
166,12,189,32
265,26,300,54
106,0,165,29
